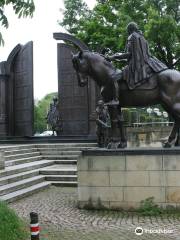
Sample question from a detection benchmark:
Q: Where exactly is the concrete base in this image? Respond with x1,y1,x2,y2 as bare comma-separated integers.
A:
78,148,180,210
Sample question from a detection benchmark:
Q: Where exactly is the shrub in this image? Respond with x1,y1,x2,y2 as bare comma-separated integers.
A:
0,201,28,240
137,197,163,216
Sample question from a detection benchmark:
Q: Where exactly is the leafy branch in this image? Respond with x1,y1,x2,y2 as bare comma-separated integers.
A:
0,0,35,45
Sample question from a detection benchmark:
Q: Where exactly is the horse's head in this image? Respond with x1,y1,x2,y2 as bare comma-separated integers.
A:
72,50,117,88
72,51,90,87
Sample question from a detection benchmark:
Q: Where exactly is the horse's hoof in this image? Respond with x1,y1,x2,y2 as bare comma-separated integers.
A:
107,143,112,149
163,141,172,148
117,142,127,148
107,141,118,149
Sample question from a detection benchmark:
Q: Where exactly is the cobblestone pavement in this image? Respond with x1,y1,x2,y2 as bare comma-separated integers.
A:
10,187,180,240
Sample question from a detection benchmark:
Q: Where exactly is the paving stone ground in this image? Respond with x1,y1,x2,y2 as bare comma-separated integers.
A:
10,186,180,240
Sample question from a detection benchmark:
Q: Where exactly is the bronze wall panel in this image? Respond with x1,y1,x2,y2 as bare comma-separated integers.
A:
58,43,89,135
13,42,34,136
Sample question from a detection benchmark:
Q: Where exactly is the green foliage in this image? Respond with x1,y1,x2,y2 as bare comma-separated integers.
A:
139,115,146,123
60,0,180,69
138,197,163,216
138,197,180,216
130,110,138,123
34,92,58,134
60,0,89,35
0,0,35,45
122,108,131,124
145,115,154,123
0,201,28,240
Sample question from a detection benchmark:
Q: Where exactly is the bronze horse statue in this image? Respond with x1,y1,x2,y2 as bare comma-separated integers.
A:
72,50,180,148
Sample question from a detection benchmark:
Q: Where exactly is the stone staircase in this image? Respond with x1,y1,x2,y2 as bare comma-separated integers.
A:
37,144,92,187
0,143,96,202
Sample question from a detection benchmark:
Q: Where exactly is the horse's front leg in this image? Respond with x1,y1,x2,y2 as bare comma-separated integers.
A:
107,105,127,149
117,112,127,148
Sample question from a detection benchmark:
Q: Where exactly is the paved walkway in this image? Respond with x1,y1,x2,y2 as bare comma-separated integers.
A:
10,187,180,240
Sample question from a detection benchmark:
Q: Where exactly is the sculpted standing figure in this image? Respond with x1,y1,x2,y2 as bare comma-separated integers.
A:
108,22,168,89
46,97,63,135
96,100,111,147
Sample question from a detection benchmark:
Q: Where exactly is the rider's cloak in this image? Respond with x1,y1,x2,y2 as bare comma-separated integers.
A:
123,31,168,89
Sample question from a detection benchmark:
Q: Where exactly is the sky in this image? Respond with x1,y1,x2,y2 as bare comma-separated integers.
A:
0,0,96,100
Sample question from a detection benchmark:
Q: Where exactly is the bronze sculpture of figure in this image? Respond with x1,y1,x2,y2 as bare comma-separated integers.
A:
72,22,180,148
96,100,111,147
107,22,168,90
46,97,63,136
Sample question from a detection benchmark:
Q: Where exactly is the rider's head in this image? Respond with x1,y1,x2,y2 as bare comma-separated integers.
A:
127,22,139,35
98,100,104,107
53,96,58,102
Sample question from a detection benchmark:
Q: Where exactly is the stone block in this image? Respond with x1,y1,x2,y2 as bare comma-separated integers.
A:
92,156,125,171
166,187,180,203
163,155,180,170
109,171,125,186
78,186,123,202
110,171,149,187
166,171,180,186
125,171,149,186
77,156,89,171
126,155,162,171
124,187,165,202
149,171,166,186
78,156,125,171
78,171,109,186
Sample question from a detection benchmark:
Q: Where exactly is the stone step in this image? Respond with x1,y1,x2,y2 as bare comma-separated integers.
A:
5,152,41,161
45,175,77,181
0,160,53,177
39,150,81,155
0,170,40,186
5,155,43,167
38,147,94,152
0,182,51,203
50,181,77,187
35,143,97,148
0,144,36,152
0,175,45,196
4,148,39,156
40,169,77,175
54,160,77,164
42,155,79,160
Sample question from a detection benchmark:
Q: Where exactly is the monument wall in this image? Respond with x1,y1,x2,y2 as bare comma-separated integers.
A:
0,62,8,136
54,32,98,137
78,149,180,210
0,42,34,137
11,42,34,136
57,43,89,135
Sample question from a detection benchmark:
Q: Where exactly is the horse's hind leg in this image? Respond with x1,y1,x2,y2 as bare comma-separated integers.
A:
175,127,180,146
164,122,179,147
162,102,180,147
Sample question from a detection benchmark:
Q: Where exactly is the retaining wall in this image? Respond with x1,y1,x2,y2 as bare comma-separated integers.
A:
78,148,180,210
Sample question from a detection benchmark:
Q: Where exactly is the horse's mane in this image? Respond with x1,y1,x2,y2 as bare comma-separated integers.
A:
83,50,116,71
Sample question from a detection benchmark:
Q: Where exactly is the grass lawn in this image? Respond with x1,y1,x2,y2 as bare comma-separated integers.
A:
0,201,28,240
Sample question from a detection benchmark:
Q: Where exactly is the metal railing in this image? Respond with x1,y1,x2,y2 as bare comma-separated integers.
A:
131,122,174,128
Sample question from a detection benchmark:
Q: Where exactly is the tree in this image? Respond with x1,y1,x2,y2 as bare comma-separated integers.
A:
34,92,58,134
0,0,35,45
60,0,180,69
60,0,89,35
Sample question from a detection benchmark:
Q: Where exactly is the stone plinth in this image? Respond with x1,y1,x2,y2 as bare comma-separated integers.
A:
0,151,4,169
78,148,180,210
